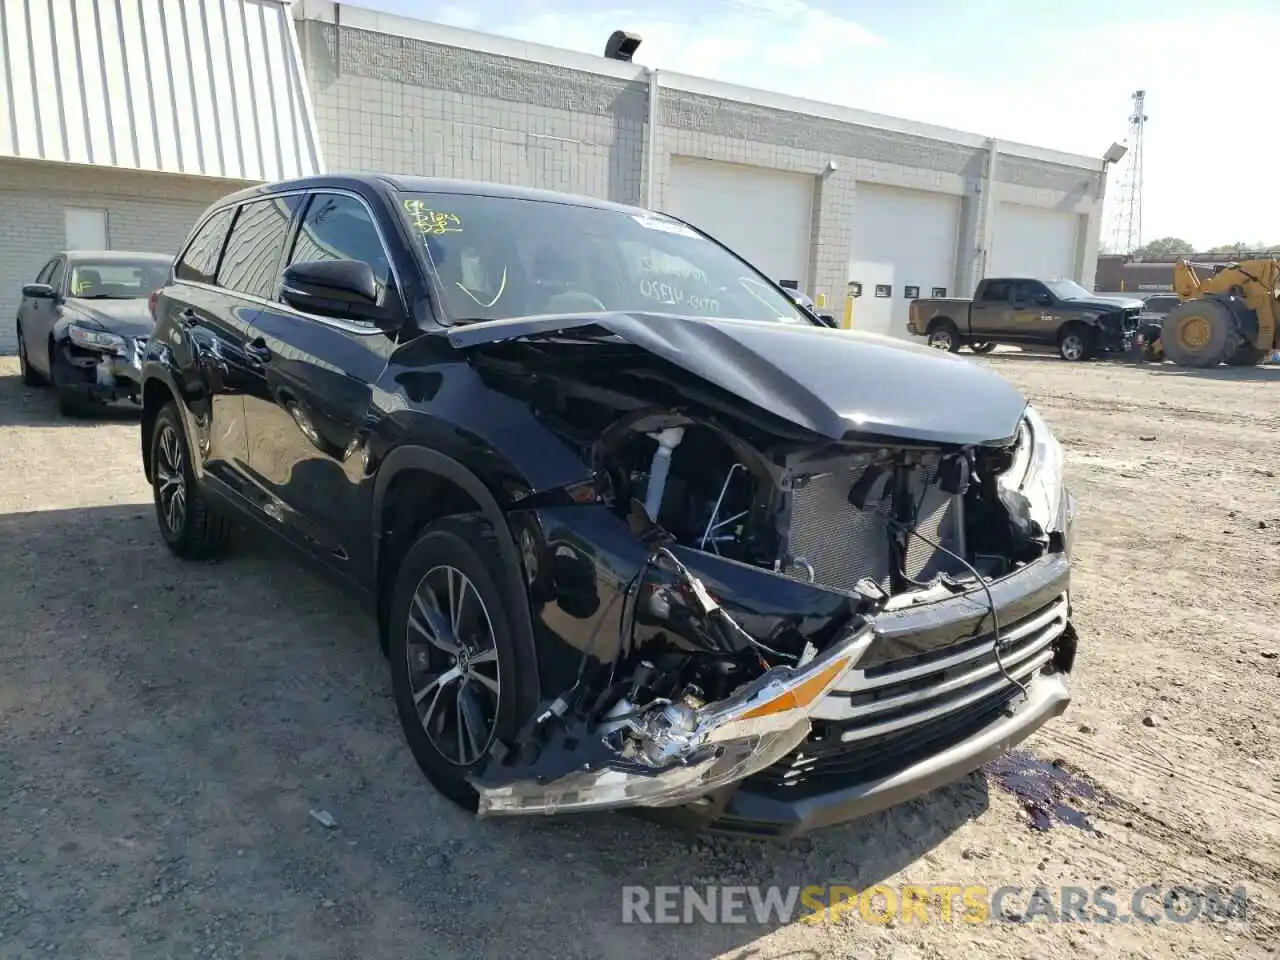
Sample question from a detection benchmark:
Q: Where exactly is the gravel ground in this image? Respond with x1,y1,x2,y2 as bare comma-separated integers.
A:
1,352,1278,960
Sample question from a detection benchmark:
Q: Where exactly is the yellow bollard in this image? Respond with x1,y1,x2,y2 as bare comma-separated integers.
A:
843,294,855,329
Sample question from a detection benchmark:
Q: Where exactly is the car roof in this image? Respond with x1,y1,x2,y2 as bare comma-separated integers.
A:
64,250,172,262
213,174,655,218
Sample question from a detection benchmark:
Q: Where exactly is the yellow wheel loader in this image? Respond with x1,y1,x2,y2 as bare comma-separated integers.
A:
1137,257,1280,367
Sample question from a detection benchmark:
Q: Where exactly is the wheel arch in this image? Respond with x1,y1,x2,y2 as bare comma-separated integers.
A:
140,372,180,485
926,314,956,332
370,446,539,682
1057,318,1096,339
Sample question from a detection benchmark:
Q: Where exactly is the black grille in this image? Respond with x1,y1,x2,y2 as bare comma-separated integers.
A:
747,684,1021,799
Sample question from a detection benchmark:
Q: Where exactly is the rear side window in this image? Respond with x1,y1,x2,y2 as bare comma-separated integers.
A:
981,280,1011,302
287,193,392,296
176,207,234,284
216,196,302,301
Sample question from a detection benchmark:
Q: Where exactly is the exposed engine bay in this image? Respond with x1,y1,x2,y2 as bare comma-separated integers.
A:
467,353,1071,822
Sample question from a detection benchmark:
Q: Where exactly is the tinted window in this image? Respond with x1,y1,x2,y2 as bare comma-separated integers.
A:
981,280,1011,302
35,259,58,284
397,192,813,326
216,197,302,300
176,207,234,284
287,193,392,298
48,258,66,292
1011,280,1046,301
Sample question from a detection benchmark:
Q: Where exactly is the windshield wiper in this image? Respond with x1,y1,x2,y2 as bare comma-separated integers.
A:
76,294,140,300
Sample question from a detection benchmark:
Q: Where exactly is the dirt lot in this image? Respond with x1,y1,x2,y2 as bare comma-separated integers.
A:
1,352,1278,960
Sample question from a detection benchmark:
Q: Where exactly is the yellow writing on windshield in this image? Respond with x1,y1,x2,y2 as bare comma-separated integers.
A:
404,199,462,235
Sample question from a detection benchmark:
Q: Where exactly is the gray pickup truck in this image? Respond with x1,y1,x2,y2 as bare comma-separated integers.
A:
907,277,1144,361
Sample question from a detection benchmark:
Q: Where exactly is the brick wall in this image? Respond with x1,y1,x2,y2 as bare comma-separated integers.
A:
299,19,1105,310
1,158,246,353
301,21,647,205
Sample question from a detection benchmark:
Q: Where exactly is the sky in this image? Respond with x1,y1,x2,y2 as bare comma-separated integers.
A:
361,0,1279,250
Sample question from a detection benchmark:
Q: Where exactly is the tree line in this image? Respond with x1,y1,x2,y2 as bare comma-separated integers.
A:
1115,237,1280,258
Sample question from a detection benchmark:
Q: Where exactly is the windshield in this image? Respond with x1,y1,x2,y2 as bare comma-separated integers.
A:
1043,279,1093,300
69,260,170,299
398,192,814,326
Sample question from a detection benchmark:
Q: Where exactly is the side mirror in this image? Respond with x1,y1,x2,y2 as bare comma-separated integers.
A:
281,259,396,327
818,313,837,327
1036,293,1054,306
23,283,55,299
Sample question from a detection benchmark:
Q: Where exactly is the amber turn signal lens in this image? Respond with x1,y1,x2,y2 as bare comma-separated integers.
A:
737,658,851,720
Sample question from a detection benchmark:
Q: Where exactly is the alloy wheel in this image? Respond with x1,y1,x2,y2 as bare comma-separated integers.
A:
928,330,953,350
155,423,188,535
405,565,501,767
1061,334,1086,361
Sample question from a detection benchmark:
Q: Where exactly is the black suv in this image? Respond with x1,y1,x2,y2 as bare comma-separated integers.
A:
141,175,1079,839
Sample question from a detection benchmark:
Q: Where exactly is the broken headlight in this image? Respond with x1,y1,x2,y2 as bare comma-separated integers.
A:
67,323,127,354
1000,404,1065,537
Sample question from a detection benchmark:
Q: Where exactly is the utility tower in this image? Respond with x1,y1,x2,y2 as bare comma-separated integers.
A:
1108,90,1147,254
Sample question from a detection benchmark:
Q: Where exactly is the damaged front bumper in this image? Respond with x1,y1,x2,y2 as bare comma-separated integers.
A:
473,619,877,816
476,493,1077,837
650,555,1076,838
54,336,146,400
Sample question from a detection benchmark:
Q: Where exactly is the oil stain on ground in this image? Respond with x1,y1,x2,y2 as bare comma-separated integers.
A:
983,749,1110,833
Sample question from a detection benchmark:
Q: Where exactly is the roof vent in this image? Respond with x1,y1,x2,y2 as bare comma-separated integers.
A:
604,30,642,62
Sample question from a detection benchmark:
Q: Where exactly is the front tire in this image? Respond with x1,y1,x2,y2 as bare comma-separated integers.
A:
1057,324,1094,362
47,343,85,416
151,402,232,559
17,325,45,386
926,320,961,353
389,515,539,811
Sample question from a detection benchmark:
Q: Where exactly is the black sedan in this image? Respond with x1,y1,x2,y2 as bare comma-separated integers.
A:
15,250,172,415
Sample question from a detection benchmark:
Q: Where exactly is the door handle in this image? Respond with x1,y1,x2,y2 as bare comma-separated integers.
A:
245,336,272,362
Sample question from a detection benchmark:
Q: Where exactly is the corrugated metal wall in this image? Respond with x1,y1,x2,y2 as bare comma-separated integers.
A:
0,0,321,181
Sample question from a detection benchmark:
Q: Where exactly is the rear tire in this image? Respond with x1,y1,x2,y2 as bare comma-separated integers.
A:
1057,324,1094,362
1160,299,1234,368
926,320,961,353
1227,344,1269,367
388,515,540,812
151,402,232,559
968,342,997,354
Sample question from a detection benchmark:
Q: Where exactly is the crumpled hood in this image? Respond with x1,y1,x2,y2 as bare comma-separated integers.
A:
64,298,154,338
1064,295,1144,312
449,312,1028,445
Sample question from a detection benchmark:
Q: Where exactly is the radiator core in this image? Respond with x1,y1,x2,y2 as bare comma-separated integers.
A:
783,460,966,593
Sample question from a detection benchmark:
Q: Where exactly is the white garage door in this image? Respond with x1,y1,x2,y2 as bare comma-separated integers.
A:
848,183,961,339
989,203,1081,280
665,157,813,291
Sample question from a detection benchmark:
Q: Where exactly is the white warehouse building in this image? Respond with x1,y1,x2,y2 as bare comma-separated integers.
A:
0,0,1109,354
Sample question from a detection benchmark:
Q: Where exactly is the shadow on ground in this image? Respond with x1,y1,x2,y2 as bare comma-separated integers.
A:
0,373,142,428
0,504,989,960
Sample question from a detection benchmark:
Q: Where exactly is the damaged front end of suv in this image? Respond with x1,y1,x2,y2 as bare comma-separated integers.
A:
448,312,1077,839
